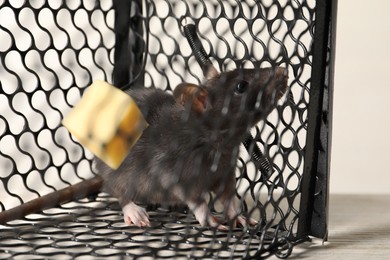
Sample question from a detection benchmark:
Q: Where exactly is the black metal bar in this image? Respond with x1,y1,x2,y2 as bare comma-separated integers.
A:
297,0,337,239
113,0,144,90
113,0,131,88
309,0,338,240
128,0,145,89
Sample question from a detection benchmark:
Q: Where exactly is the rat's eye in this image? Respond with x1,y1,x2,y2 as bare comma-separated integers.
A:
234,80,249,94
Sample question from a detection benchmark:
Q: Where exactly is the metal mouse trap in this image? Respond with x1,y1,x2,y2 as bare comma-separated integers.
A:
0,0,337,259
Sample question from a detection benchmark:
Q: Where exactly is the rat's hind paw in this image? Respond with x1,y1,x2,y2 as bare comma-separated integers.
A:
235,215,258,228
207,214,229,231
122,201,150,227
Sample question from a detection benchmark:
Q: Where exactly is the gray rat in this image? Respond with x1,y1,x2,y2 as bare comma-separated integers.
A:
0,66,288,229
97,66,289,229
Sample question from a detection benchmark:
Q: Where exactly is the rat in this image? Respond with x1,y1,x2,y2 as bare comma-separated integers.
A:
97,66,289,229
0,66,288,229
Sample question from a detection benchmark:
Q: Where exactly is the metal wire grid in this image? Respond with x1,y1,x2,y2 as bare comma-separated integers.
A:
0,193,295,259
0,0,334,258
142,0,314,238
0,0,114,208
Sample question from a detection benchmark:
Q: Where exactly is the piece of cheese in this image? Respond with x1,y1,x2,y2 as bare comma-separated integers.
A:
62,80,148,169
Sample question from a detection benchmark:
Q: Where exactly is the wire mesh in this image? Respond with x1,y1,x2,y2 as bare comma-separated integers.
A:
0,0,115,208
141,0,313,238
0,0,335,258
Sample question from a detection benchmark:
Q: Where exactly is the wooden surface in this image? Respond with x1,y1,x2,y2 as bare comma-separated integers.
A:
273,194,390,259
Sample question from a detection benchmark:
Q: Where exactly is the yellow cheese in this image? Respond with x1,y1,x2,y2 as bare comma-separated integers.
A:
62,80,148,169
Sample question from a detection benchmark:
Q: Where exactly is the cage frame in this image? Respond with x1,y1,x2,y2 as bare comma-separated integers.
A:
114,0,337,241
0,0,337,258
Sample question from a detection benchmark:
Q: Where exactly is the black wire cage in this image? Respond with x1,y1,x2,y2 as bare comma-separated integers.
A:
0,0,337,259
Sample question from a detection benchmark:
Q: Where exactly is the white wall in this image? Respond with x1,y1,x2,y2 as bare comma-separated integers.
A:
331,0,390,193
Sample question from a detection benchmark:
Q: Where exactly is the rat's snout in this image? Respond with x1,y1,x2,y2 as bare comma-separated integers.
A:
274,67,289,81
250,66,289,115
272,67,289,99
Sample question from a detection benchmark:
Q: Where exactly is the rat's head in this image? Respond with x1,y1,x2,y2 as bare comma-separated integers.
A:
174,67,289,132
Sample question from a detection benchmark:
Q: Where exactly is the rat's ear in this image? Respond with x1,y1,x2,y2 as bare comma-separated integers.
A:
173,83,209,114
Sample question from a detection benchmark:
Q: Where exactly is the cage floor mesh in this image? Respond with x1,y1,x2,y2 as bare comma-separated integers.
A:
0,193,300,259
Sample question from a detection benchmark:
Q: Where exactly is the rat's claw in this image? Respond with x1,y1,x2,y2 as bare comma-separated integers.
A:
224,199,258,228
122,201,150,227
235,215,258,228
189,200,227,230
216,224,229,231
207,215,228,231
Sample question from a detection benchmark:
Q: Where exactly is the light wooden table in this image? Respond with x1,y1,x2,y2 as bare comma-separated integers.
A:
275,194,390,259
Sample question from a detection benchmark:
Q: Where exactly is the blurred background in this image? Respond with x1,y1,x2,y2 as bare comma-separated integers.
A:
331,0,390,194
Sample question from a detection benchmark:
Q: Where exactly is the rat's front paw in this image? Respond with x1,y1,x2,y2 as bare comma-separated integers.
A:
122,201,150,227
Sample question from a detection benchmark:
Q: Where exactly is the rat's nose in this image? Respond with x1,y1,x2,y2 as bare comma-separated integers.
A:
274,67,289,100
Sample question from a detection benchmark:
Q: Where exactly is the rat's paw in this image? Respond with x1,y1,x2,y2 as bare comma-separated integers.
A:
198,211,230,231
234,215,258,228
188,200,228,230
224,199,258,228
207,215,229,231
122,201,150,227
